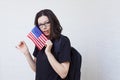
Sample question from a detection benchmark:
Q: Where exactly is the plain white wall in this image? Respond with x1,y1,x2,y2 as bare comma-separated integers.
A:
0,0,120,80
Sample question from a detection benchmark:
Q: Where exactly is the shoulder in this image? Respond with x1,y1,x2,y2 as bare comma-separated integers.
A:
52,34,71,48
59,34,71,48
60,34,70,43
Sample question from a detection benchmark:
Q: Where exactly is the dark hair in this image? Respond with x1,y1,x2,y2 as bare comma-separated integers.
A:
34,9,62,40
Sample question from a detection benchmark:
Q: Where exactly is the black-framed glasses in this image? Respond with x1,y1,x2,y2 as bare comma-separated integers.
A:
38,21,50,28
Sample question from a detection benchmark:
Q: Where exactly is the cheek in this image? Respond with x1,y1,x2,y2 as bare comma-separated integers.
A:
39,28,43,32
48,27,51,31
47,26,51,32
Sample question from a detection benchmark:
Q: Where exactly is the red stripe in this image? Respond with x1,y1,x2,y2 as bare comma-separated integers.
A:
30,33,43,49
41,34,48,41
38,34,48,46
38,35,47,44
27,31,48,50
27,33,42,50
27,32,44,50
31,33,44,49
38,37,45,46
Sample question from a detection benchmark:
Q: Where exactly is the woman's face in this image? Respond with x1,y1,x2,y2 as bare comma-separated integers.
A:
38,16,51,38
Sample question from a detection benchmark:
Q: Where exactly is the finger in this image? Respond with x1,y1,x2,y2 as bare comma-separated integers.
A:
16,41,23,48
15,45,20,49
19,41,24,46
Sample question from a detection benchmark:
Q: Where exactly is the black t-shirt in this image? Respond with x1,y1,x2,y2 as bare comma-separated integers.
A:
33,35,71,80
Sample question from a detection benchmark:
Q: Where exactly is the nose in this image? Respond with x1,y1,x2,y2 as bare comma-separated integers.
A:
43,25,47,28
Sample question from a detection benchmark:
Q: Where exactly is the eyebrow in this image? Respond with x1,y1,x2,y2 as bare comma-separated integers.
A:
38,20,49,24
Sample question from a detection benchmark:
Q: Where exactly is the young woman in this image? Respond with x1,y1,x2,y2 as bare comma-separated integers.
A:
16,9,71,80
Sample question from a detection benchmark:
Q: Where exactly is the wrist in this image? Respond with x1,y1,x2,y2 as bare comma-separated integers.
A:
24,49,29,56
45,51,51,55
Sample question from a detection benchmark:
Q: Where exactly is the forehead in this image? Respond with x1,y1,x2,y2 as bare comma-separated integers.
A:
38,16,49,24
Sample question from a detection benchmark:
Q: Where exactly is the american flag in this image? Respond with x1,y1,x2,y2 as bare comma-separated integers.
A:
27,26,48,50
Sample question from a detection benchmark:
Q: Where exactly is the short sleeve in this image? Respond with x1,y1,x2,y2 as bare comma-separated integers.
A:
33,46,39,57
58,36,71,63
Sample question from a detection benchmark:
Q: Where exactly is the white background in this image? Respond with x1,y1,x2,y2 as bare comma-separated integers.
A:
0,0,120,80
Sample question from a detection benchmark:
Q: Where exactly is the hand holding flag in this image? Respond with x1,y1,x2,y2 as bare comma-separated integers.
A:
27,26,48,50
